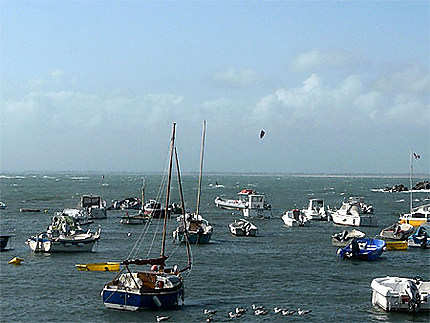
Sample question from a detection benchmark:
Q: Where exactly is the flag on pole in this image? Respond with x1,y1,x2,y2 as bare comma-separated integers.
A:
413,152,420,159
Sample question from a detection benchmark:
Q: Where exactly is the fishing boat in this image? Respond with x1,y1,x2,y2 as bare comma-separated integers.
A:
331,229,366,247
329,197,377,227
282,209,310,227
0,233,14,251
399,149,430,227
25,215,101,252
214,189,257,210
371,276,430,312
408,224,429,248
242,192,272,218
81,194,107,219
173,121,213,244
76,262,120,271
337,238,385,260
102,123,192,311
229,219,258,236
302,199,328,221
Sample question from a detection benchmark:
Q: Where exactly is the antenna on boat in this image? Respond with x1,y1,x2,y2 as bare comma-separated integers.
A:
196,120,206,216
174,147,192,272
161,123,176,265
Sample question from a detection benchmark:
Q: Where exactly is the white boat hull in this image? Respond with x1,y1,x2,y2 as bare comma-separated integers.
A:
371,277,430,312
282,211,310,227
331,212,377,227
214,197,246,210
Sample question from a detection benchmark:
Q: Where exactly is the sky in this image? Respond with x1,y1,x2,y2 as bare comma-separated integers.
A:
1,1,429,175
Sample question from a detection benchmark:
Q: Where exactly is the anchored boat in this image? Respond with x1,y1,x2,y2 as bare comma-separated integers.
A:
229,219,258,236
337,238,385,260
101,123,192,311
371,276,430,312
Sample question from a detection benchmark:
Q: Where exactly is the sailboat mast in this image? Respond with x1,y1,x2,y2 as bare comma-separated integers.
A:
410,148,413,214
141,178,145,211
174,147,192,271
161,123,176,261
196,120,206,216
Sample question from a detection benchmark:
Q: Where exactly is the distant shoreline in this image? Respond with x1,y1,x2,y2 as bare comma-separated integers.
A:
1,171,429,179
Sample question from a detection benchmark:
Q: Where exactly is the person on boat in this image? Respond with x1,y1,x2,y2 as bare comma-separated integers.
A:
351,238,360,256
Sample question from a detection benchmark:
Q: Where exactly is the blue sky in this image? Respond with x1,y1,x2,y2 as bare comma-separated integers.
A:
1,1,429,174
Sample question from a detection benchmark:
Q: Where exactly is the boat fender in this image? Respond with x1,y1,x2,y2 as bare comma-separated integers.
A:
153,296,162,308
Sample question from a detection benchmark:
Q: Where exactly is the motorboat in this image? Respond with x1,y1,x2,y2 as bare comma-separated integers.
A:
383,240,408,251
331,229,365,247
242,193,272,218
214,189,256,210
0,202,7,209
399,204,430,227
0,233,14,251
408,224,429,248
143,199,167,219
102,123,191,311
173,213,213,244
282,209,310,227
371,276,430,312
329,197,377,227
378,222,414,241
109,197,142,210
229,219,258,236
337,238,385,260
81,195,107,219
76,262,120,271
348,196,374,214
302,199,328,221
26,215,101,252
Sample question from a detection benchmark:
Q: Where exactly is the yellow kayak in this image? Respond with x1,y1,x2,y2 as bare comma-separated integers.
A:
75,262,120,271
8,257,23,265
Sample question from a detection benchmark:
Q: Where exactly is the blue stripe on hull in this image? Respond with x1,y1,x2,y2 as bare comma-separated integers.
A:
102,288,184,310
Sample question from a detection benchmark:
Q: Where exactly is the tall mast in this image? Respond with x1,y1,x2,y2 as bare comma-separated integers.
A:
410,148,413,214
161,123,176,261
141,178,145,211
174,147,192,271
196,120,206,216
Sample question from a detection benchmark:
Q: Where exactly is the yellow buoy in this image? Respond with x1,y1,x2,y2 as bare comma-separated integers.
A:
8,257,23,265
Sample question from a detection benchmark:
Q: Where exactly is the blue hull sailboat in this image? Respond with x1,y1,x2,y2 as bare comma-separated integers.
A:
102,123,192,311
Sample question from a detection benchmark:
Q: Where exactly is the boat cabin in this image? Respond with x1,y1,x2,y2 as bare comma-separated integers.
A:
81,195,103,208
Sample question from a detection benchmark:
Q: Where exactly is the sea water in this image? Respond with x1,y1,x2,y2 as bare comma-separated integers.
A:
0,173,429,322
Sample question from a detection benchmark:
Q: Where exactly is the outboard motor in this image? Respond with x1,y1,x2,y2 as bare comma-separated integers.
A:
404,279,421,312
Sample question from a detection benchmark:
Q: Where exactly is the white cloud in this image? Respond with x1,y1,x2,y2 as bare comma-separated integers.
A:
292,50,362,72
212,68,260,87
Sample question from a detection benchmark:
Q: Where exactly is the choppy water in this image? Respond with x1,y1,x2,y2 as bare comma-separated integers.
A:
1,173,429,322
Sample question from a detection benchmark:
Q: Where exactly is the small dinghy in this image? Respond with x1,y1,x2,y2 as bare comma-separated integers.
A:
379,222,414,241
229,219,258,236
331,229,365,247
408,224,429,248
76,262,120,271
371,276,430,312
337,238,385,260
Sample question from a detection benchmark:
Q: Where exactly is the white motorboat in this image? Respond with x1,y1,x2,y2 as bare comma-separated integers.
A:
302,199,328,220
399,203,430,227
229,219,258,236
26,215,101,252
81,195,107,219
214,189,256,210
331,229,366,247
242,193,272,218
282,209,311,227
329,197,377,227
57,208,94,229
371,276,430,312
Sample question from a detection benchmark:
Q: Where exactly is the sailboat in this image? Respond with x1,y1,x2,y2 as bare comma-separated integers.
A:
101,123,192,311
399,149,430,227
173,121,213,244
120,179,151,225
